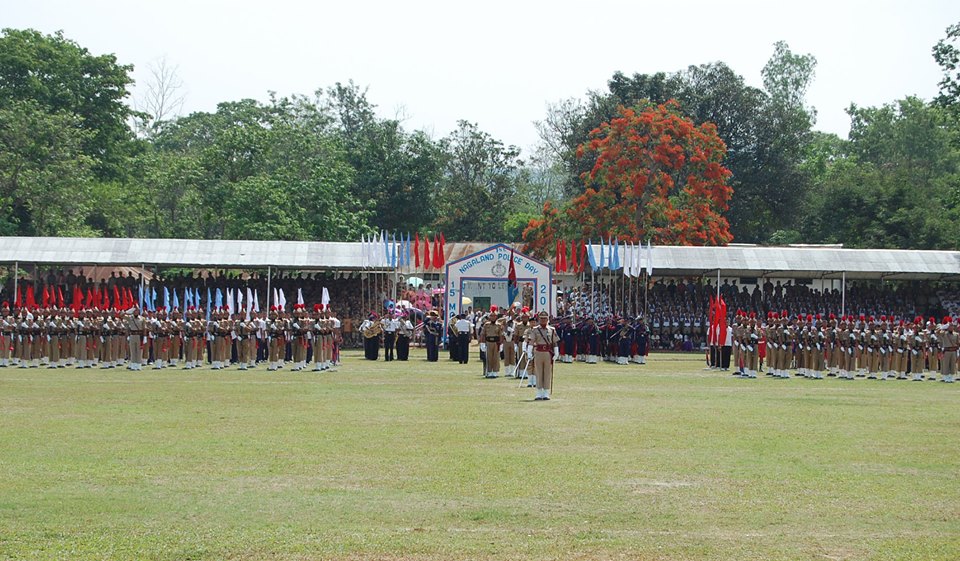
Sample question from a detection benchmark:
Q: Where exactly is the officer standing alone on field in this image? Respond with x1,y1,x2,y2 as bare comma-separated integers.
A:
525,311,559,401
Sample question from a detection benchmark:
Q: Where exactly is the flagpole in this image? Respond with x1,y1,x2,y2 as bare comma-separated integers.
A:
841,271,846,319
12,261,17,310
140,263,145,309
266,266,272,312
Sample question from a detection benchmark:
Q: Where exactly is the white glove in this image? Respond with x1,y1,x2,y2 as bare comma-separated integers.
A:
553,348,559,361
479,343,486,352
527,348,534,360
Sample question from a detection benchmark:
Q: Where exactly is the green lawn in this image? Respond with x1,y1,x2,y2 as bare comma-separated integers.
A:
0,350,958,561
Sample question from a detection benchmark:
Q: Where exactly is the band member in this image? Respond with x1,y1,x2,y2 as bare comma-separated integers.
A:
360,313,382,361
424,310,441,362
396,311,413,361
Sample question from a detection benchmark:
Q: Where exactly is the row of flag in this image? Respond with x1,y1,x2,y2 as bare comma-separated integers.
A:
554,239,655,276
9,284,332,321
12,284,139,312
359,231,447,270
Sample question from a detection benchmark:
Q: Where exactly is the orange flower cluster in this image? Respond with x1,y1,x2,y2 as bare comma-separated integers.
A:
524,101,733,257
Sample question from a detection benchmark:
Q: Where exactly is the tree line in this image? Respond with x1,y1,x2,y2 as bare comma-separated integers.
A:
1,25,959,249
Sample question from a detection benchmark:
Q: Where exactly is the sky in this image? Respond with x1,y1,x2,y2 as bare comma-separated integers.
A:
6,0,960,155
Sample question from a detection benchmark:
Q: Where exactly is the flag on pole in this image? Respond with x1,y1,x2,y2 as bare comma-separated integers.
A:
253,289,260,312
194,288,201,310
646,240,654,277
185,288,193,308
321,287,330,309
297,287,304,306
278,288,286,311
215,288,223,310
423,235,432,270
206,287,212,320
163,287,170,310
599,238,606,269
404,233,411,268
587,240,597,270
227,288,235,316
414,233,421,268
624,242,632,277
237,288,243,313
172,288,179,311
438,232,446,267
507,247,518,305
611,238,620,270
570,240,579,273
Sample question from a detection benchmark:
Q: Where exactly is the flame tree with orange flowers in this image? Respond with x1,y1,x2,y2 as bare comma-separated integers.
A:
523,100,734,256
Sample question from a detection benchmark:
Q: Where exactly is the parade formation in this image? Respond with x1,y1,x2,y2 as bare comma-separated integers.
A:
0,303,343,373
725,310,958,382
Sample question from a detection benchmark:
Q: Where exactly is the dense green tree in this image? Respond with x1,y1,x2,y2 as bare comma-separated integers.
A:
325,81,444,233
0,28,140,179
0,100,96,235
435,120,523,241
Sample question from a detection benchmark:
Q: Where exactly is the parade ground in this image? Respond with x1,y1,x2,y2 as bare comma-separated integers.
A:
0,351,958,561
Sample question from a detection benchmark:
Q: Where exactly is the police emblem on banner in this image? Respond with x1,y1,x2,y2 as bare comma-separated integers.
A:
491,262,507,278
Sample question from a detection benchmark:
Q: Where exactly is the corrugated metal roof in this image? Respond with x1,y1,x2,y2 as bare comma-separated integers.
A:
1,237,959,279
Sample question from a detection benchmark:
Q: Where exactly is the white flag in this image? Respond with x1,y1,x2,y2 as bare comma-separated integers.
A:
321,287,330,309
253,289,260,312
646,240,654,277
273,288,280,310
278,288,286,311
227,288,235,316
297,287,304,306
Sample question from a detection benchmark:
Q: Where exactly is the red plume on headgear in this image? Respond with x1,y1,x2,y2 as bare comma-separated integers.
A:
859,314,866,321
806,314,813,322
880,315,886,321
944,316,952,324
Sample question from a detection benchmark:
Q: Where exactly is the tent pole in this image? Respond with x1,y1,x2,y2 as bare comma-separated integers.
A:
266,266,272,312
841,271,846,319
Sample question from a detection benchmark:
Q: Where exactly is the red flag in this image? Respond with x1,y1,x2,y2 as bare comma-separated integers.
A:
718,297,728,346
113,286,121,310
579,241,587,273
432,235,440,268
554,240,561,272
508,248,517,289
72,285,82,310
26,285,36,310
569,240,579,273
85,288,93,308
414,233,421,268
41,286,49,308
126,287,134,310
439,232,446,266
57,287,64,308
423,236,431,270
14,287,22,308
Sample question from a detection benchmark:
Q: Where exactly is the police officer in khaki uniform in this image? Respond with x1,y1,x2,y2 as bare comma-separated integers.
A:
125,307,146,371
481,308,504,378
525,311,559,401
938,317,957,383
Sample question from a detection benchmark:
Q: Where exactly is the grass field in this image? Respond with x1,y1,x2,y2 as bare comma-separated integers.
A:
0,349,958,561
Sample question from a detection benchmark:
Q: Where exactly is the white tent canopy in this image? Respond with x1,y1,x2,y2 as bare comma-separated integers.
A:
0,237,959,280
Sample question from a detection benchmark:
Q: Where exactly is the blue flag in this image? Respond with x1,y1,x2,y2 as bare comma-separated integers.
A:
172,289,179,311
391,232,397,268
195,288,201,310
150,287,157,311
138,285,144,309
215,288,223,309
611,238,620,270
599,238,606,269
163,287,170,310
587,240,597,270
206,287,212,321
184,288,192,309
404,233,411,267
